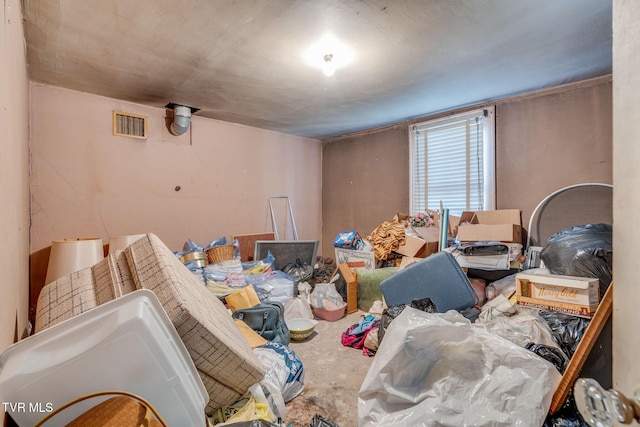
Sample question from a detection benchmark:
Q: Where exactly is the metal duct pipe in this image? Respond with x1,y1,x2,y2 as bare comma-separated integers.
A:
170,105,192,136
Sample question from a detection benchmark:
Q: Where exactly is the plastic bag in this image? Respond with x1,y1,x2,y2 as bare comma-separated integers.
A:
253,342,304,418
284,297,314,320
525,342,569,373
282,259,313,284
298,282,312,305
205,259,247,288
244,271,294,304
478,307,564,355
540,223,612,297
310,281,344,309
378,297,437,345
242,251,276,275
183,236,226,252
358,307,562,427
543,392,588,427
310,414,341,427
538,310,590,360
211,383,277,426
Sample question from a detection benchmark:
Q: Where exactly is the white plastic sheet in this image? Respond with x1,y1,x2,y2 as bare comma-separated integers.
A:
358,307,562,427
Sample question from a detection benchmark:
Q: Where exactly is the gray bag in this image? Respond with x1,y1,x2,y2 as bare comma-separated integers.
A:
232,301,290,345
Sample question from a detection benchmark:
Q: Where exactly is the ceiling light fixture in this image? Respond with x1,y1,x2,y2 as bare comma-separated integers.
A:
303,34,354,76
323,54,335,77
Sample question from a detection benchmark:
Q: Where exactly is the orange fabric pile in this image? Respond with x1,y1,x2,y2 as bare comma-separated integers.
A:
367,220,406,260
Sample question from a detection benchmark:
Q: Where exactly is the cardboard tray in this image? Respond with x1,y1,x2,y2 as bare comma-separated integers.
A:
0,290,207,427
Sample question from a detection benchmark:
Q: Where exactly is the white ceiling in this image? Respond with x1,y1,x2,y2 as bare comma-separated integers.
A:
22,0,612,140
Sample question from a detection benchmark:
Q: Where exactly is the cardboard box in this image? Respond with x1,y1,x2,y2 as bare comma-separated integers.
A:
394,234,427,257
333,231,364,250
412,226,441,257
456,209,522,243
515,272,600,318
335,247,376,270
396,211,458,239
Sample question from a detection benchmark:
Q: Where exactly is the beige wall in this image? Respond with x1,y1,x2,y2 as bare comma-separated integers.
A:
496,79,613,222
0,0,30,357
29,84,322,312
322,78,612,255
322,125,408,257
612,0,640,408
0,2,30,424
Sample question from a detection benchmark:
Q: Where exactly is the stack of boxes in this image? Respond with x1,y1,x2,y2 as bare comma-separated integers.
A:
452,209,524,271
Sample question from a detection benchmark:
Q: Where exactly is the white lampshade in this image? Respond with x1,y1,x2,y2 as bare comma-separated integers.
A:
44,238,105,285
108,234,146,254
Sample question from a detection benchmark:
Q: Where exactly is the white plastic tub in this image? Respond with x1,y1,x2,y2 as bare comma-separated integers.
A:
0,289,207,426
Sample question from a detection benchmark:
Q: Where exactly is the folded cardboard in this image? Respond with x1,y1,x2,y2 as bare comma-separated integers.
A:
456,209,522,243
515,272,600,318
335,247,376,270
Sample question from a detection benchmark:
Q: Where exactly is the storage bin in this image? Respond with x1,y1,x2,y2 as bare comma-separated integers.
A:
313,302,347,321
0,290,208,427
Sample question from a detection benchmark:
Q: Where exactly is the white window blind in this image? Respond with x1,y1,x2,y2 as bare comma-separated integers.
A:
410,107,495,216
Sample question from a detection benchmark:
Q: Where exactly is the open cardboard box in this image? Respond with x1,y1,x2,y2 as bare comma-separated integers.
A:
394,211,457,257
456,209,522,243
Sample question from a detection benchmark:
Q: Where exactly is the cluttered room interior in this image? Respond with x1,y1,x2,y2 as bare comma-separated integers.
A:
3,1,640,426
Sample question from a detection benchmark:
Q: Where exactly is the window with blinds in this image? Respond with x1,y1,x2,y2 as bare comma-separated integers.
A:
410,107,495,216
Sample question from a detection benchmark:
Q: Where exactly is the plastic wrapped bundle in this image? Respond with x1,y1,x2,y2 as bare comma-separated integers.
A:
540,223,612,297
358,308,561,426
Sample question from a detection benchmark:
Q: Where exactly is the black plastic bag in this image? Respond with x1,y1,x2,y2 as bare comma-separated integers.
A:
540,223,612,297
543,392,588,427
525,342,570,373
378,297,437,344
539,310,590,360
310,414,341,427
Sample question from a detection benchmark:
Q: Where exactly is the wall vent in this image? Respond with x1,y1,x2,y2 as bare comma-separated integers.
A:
113,111,148,139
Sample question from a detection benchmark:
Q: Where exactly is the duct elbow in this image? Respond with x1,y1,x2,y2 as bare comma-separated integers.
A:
170,105,192,136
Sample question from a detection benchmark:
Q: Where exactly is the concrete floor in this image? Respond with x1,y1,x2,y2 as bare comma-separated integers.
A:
284,310,375,427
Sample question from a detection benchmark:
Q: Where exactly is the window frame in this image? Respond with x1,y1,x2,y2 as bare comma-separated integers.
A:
409,106,496,216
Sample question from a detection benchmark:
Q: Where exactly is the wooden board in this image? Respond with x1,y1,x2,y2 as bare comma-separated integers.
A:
549,283,613,414
338,263,358,314
232,232,275,262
